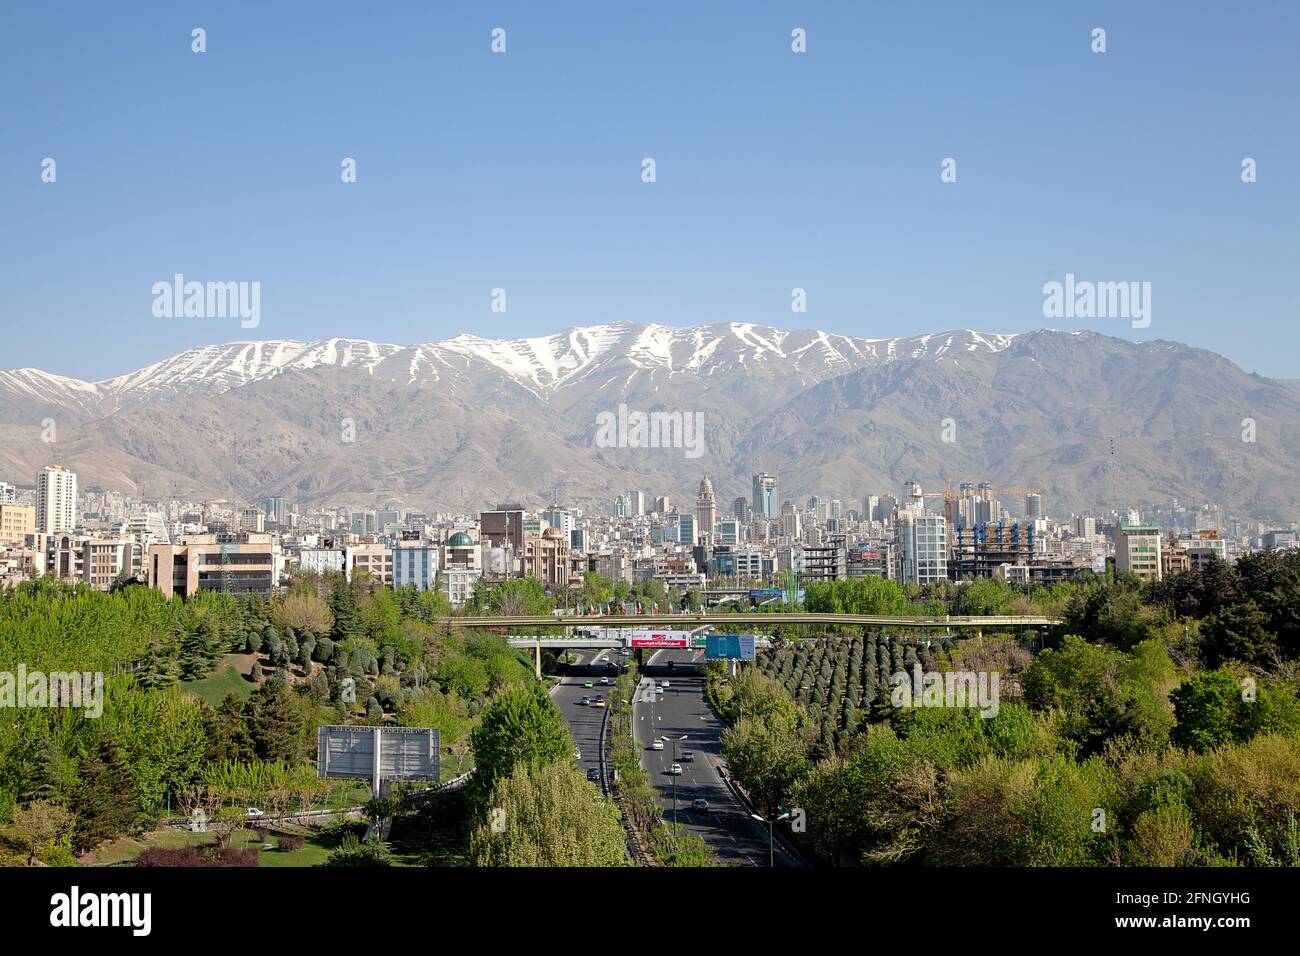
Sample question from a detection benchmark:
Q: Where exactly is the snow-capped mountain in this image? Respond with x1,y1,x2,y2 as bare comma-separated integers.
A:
0,323,1019,418
0,324,1296,519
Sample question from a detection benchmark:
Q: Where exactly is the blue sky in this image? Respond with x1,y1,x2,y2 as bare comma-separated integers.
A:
2,1,1296,380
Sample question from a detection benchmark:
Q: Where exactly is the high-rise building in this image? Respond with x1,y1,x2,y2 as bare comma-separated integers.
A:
0,481,15,504
35,465,77,534
613,495,629,518
751,473,778,520
677,513,697,547
542,506,573,540
717,518,740,546
627,491,646,516
1074,515,1097,537
654,496,672,514
265,496,288,527
1025,494,1042,520
896,513,948,586
696,477,717,547
733,497,750,524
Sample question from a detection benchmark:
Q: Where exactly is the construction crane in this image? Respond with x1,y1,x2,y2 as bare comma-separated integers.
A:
907,480,1042,526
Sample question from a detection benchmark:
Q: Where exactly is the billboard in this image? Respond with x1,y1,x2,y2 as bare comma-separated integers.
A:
706,634,757,660
317,725,440,783
629,630,690,648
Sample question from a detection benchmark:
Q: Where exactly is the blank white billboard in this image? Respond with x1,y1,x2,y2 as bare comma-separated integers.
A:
317,725,440,782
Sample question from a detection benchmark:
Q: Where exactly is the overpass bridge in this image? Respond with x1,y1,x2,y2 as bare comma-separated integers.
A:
448,612,1060,630
507,633,776,677
488,612,1060,676
505,635,774,650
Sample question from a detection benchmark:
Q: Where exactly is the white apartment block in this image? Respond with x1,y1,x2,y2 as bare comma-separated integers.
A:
35,465,77,534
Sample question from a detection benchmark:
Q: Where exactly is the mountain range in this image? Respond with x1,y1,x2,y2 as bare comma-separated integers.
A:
1,323,1296,521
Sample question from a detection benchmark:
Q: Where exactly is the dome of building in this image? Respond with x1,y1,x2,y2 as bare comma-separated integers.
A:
698,476,714,498
445,531,474,547
542,526,564,540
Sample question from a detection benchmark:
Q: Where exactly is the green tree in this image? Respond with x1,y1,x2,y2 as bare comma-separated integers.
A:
3,800,74,865
245,682,305,762
1171,670,1246,752
469,760,626,866
468,684,572,806
71,733,143,851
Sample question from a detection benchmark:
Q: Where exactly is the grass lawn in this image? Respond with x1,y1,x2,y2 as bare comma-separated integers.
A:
179,659,253,706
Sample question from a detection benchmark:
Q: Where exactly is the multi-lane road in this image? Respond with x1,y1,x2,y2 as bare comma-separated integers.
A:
550,648,622,791
550,646,799,865
633,648,798,866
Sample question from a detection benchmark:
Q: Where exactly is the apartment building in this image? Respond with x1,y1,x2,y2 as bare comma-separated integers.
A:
1115,524,1162,582
0,504,35,546
35,465,77,534
349,542,393,587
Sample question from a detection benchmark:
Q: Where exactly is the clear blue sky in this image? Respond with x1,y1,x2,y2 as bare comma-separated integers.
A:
2,1,1296,380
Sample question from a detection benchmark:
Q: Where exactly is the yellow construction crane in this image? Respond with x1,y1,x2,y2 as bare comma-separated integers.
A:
907,480,1042,525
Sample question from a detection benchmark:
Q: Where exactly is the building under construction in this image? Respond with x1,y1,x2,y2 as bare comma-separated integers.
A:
950,522,1035,579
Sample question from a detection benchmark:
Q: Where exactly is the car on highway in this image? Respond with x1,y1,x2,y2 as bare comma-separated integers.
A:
691,799,709,811
587,768,601,782
579,695,590,705
650,739,664,751
246,807,264,818
600,676,609,684
668,763,682,775
574,749,582,761
661,681,671,688
593,697,606,708
583,681,594,688
679,751,694,762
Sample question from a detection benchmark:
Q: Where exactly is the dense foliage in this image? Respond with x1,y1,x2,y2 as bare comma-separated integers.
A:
717,553,1300,866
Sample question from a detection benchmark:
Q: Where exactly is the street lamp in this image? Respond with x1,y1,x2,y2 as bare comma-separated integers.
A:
751,810,792,867
660,734,688,829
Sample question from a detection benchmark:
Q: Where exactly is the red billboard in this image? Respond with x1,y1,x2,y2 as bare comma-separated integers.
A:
629,630,690,648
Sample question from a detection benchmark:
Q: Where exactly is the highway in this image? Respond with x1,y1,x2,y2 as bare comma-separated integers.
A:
550,648,622,793
634,649,797,866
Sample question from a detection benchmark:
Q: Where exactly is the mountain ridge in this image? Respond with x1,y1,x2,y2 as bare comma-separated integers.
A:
0,324,1295,521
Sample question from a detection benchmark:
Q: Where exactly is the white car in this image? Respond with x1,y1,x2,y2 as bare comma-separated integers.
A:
246,807,265,818
662,681,671,688
651,739,664,751
668,763,683,775
600,677,609,685
574,749,582,761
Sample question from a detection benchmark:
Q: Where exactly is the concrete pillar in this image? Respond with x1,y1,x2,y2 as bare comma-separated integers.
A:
534,637,542,680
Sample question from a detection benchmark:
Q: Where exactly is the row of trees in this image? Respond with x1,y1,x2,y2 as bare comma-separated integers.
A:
714,554,1300,867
